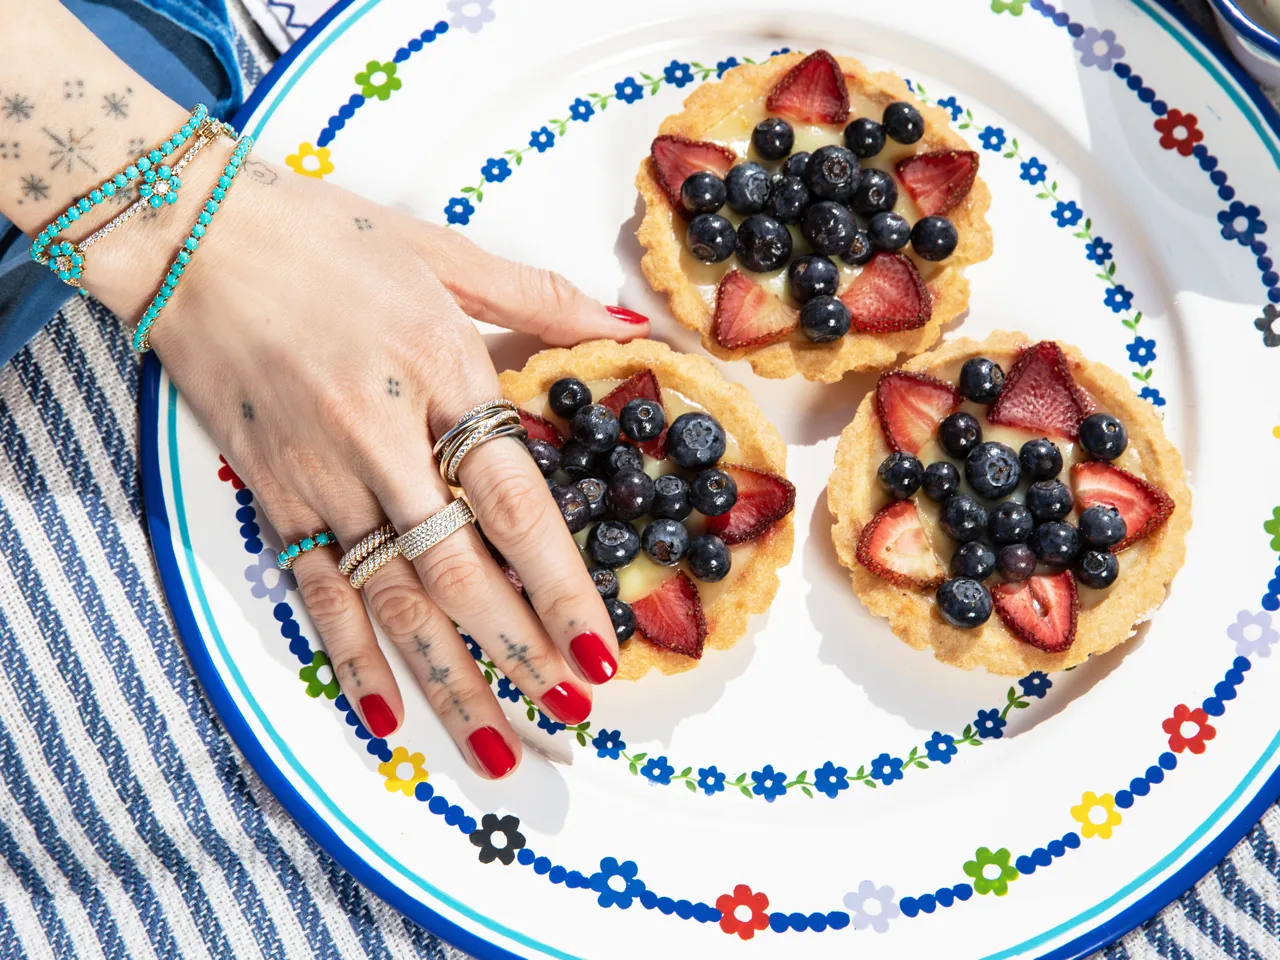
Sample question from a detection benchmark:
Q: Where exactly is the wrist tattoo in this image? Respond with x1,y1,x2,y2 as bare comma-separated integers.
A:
241,158,277,185
1,94,34,123
241,401,255,421
500,633,543,685
0,141,20,160
17,173,49,205
386,377,401,397
126,137,147,155
43,126,97,174
62,80,85,101
354,217,373,231
102,90,131,120
413,636,471,721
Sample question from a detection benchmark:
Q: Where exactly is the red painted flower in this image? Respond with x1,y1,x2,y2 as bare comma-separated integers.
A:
217,454,245,490
1162,704,1216,754
716,883,770,940
1153,109,1203,157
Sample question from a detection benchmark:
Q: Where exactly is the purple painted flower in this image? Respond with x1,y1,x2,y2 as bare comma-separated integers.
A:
843,880,900,933
447,0,494,33
245,551,294,602
1228,610,1277,658
1075,27,1125,70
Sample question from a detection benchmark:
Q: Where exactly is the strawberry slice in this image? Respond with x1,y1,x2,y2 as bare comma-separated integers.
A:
875,370,961,454
519,410,565,448
599,369,667,458
765,50,850,125
855,500,945,589
633,572,707,659
713,270,798,350
896,150,980,217
650,135,736,210
1071,461,1175,551
987,341,1090,440
703,465,796,545
992,571,1079,653
840,252,932,333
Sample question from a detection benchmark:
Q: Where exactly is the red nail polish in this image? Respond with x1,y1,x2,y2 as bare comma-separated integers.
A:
359,694,397,738
542,682,591,725
607,305,649,325
469,726,517,778
570,631,617,684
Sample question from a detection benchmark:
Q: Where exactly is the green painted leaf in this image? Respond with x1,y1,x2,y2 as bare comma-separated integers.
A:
962,725,974,739
1012,137,1019,151
1003,150,1016,158
863,779,876,788
679,767,692,778
632,752,647,763
691,61,706,69
856,765,866,778
1133,311,1143,323
959,122,971,130
576,732,587,746
461,186,476,194
914,760,928,769
650,82,661,95
629,763,638,775
640,72,655,81
686,780,697,792
1085,217,1092,230
514,153,523,165
734,772,746,785
795,770,808,783
1051,181,1058,192
739,785,753,798
1036,192,1049,199
474,189,483,202
1073,231,1090,239
801,786,813,798
1014,701,1029,709
1108,262,1117,276
526,705,536,721
1096,273,1111,282
482,668,492,683
1122,319,1137,330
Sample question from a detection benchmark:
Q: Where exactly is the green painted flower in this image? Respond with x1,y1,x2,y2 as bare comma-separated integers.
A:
355,60,402,101
299,651,339,699
991,0,1026,13
963,846,1019,896
1265,506,1280,551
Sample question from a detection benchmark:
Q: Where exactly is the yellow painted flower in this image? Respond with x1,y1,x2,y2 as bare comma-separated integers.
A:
285,142,333,179
378,746,429,797
1070,791,1122,839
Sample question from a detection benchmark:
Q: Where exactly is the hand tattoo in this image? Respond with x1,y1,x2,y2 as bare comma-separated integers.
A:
1,94,34,123
0,141,20,160
241,401,255,421
386,377,401,397
62,80,85,100
17,173,49,205
43,126,97,174
413,636,471,721
102,90,130,119
500,633,542,685
354,217,373,231
241,158,277,185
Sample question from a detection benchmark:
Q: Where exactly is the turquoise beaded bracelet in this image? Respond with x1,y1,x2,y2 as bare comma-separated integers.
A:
277,531,338,570
132,129,254,353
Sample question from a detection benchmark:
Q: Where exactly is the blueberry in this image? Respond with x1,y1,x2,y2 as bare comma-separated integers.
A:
576,476,608,521
605,598,635,641
550,484,591,533
688,534,731,582
1079,505,1127,548
958,357,1004,404
936,577,992,628
590,566,619,599
883,101,924,144
752,117,794,160
840,227,874,266
588,519,641,568
549,377,591,418
939,411,982,458
801,200,857,256
850,168,898,216
680,171,726,215
782,151,811,179
1026,480,1074,522
799,296,851,342
667,412,726,469
725,161,772,214
939,493,988,543
1075,549,1119,589
911,216,958,261
1031,521,1081,566
988,501,1034,545
1018,438,1061,481
559,440,597,479
641,518,690,566
868,211,911,251
788,255,839,302
687,213,737,263
690,468,738,516
735,214,792,272
965,441,1021,499
877,452,923,500
1080,413,1128,461
620,396,666,442
605,469,655,521
571,403,621,453
651,473,692,521
997,543,1037,582
804,144,860,202
524,437,560,477
768,175,811,224
602,443,646,477
843,117,885,158
952,541,996,581
922,461,960,501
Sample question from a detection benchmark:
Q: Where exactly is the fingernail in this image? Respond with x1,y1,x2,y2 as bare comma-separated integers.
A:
607,305,649,325
570,631,617,684
359,694,397,738
469,726,517,778
542,682,591,725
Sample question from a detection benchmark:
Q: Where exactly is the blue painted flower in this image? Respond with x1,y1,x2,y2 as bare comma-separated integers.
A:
1127,336,1156,366
245,551,294,603
813,761,849,798
1140,386,1166,407
715,57,739,77
481,157,511,183
751,765,787,801
1075,27,1125,70
1218,201,1267,246
528,126,555,153
536,711,565,734
869,753,904,785
569,97,594,122
641,756,674,784
770,47,792,56
663,60,694,87
444,196,474,225
592,729,625,759
1019,671,1052,699
978,126,1006,152
925,732,958,764
1086,237,1113,264
697,766,726,795
1051,200,1083,228
614,77,644,103
1105,284,1135,314
974,708,1007,739
1019,157,1047,184
589,857,645,909
496,677,522,702
936,96,962,121
463,634,483,660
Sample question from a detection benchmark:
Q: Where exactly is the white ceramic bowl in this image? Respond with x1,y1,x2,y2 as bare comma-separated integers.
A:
1208,0,1280,85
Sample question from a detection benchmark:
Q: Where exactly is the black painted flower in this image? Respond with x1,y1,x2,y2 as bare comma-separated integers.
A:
1255,304,1280,347
469,813,525,865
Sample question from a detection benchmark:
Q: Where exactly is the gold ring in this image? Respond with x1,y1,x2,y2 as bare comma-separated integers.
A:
396,497,476,561
337,523,396,576
431,399,518,459
348,539,399,590
437,412,525,486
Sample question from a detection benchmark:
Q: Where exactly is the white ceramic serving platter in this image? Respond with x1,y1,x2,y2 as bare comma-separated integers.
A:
140,0,1280,957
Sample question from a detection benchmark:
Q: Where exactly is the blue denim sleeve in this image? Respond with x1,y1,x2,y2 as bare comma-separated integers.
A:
0,0,243,364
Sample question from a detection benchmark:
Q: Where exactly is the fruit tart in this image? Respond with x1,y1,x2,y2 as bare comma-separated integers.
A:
637,49,993,383
500,339,797,679
828,331,1190,674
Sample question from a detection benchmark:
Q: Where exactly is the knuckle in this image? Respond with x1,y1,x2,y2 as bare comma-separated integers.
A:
470,464,551,551
417,539,488,602
368,580,436,638
424,670,488,721
529,573,588,626
329,650,376,688
298,572,359,629
543,270,583,314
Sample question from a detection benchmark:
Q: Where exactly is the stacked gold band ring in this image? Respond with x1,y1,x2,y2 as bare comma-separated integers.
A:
338,523,396,581
396,497,476,561
432,399,526,487
348,538,400,591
